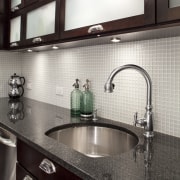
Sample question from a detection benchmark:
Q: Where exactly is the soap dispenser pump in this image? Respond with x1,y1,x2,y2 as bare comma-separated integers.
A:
80,79,93,118
71,79,82,116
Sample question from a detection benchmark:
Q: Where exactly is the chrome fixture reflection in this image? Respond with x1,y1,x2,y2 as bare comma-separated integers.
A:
7,99,24,123
134,138,153,180
104,64,154,138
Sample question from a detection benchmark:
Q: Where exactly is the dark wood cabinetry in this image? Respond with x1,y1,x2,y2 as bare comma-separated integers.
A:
157,0,180,23
17,163,37,180
17,139,81,180
0,0,7,49
0,15,4,48
0,0,5,13
5,0,180,50
22,0,38,7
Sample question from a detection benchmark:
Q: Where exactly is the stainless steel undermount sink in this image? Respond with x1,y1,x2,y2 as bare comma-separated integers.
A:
46,124,138,158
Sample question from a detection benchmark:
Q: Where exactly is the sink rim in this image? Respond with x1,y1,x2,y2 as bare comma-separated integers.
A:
46,122,139,142
46,122,141,158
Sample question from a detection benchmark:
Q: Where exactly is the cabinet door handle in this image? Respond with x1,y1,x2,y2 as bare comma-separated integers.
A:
10,42,19,47
23,175,33,180
11,6,19,12
32,37,43,43
88,24,104,34
39,158,56,174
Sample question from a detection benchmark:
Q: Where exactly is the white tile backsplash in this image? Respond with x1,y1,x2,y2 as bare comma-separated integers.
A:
0,51,22,97
1,36,180,138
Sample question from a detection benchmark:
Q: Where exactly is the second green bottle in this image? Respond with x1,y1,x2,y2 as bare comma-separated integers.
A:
80,79,93,118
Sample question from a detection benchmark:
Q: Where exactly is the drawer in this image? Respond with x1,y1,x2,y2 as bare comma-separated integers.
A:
16,163,37,180
17,139,81,180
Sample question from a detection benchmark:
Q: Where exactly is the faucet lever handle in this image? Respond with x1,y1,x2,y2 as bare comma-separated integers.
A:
134,112,145,127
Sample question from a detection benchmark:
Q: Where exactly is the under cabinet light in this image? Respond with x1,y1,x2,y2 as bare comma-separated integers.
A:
52,45,59,50
110,37,121,43
27,49,33,52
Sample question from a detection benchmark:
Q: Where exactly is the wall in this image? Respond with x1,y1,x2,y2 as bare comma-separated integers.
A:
0,51,22,97
20,37,180,137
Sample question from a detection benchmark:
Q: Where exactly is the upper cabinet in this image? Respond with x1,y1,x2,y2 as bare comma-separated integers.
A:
9,0,60,48
60,0,156,40
7,0,180,50
157,0,180,23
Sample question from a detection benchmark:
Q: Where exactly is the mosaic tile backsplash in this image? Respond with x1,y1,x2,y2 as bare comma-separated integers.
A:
1,36,180,138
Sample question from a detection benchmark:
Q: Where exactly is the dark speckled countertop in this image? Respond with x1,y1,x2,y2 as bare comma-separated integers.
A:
0,97,180,180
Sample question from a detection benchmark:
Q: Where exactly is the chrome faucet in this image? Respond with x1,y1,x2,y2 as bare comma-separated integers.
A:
104,64,154,138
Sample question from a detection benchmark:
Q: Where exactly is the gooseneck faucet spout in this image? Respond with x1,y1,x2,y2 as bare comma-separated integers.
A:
104,64,154,138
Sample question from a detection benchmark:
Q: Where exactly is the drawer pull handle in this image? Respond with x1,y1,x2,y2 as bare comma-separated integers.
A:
10,42,19,47
32,37,42,43
23,175,33,180
39,158,56,174
11,6,19,12
88,24,104,34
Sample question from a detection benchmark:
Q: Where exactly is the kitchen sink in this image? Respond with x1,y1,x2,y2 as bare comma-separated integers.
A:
46,124,138,158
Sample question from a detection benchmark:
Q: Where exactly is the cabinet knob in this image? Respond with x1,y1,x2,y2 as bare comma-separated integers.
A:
88,24,104,34
10,42,19,47
11,6,19,12
32,37,43,43
23,175,33,180
39,158,56,174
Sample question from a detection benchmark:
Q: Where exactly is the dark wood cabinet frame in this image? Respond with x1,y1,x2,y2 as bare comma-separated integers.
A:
0,15,5,48
0,0,9,49
60,0,156,40
16,163,37,180
157,0,180,23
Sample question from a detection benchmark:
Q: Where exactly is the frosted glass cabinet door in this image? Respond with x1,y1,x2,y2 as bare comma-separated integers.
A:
169,0,180,8
26,1,56,39
61,0,155,39
10,16,21,43
65,0,144,31
157,0,180,23
11,0,21,9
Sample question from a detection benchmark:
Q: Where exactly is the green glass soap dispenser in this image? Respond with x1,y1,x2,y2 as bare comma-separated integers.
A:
71,79,82,116
80,79,93,118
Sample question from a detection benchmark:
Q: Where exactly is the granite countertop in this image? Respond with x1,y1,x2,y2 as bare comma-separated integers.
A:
0,97,180,180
